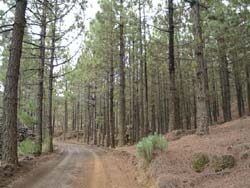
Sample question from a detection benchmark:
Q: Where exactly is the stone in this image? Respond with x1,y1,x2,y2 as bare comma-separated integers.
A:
3,165,16,177
240,150,250,160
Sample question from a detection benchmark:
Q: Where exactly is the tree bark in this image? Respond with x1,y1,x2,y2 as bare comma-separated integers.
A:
246,62,250,115
138,0,145,138
118,0,125,146
48,2,57,152
143,3,149,136
168,0,177,132
232,59,244,117
64,81,68,140
192,2,209,135
2,0,27,165
36,0,47,155
218,36,231,122
109,28,115,148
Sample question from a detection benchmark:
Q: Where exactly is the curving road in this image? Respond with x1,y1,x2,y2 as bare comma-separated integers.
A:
11,143,110,188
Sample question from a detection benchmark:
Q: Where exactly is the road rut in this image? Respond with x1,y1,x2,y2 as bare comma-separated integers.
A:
10,143,141,188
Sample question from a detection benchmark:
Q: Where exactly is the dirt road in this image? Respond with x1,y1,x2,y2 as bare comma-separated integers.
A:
11,143,141,188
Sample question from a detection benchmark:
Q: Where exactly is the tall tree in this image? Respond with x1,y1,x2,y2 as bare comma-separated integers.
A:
168,0,177,132
47,0,58,153
36,0,47,155
2,0,27,165
118,0,125,146
190,0,209,135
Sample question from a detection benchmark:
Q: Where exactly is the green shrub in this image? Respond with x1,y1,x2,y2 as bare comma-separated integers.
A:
148,133,168,150
137,138,153,162
192,153,210,172
211,155,235,172
18,111,37,128
19,139,39,156
136,133,168,163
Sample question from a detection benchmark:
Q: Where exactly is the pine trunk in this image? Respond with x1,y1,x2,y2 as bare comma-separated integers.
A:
246,62,250,115
48,13,56,152
218,37,231,122
2,0,27,165
118,0,125,146
192,2,209,135
168,0,177,132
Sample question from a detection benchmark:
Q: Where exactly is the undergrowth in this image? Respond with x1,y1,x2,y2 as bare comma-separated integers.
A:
136,133,168,163
19,138,39,156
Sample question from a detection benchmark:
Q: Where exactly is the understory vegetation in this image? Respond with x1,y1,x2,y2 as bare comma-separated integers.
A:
18,139,38,156
136,134,168,163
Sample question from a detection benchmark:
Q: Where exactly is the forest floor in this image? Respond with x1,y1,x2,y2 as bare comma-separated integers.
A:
120,116,250,188
0,151,59,188
4,142,142,188
1,117,250,188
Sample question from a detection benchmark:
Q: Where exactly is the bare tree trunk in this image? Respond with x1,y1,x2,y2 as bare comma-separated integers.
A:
143,3,149,136
52,106,56,133
138,0,145,138
110,31,115,148
93,89,97,145
2,0,27,165
64,81,68,140
47,8,57,152
118,0,125,146
246,62,250,115
192,2,209,135
192,78,197,129
232,58,244,117
218,36,231,122
36,0,47,155
211,62,219,123
168,0,177,132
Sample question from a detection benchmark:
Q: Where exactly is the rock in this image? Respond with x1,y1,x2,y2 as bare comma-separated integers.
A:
227,146,233,151
240,150,250,160
156,175,182,188
231,143,250,156
3,165,16,177
24,156,34,161
191,153,210,173
211,155,235,172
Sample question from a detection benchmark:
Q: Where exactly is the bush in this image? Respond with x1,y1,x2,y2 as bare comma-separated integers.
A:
19,138,39,156
211,155,235,172
192,153,210,172
136,133,168,163
149,133,168,151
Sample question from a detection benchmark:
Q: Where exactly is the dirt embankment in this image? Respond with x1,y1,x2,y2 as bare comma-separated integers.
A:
2,117,250,188
120,117,250,188
0,152,59,188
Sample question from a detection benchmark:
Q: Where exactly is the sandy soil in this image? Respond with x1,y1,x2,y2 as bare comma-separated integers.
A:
9,143,141,188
